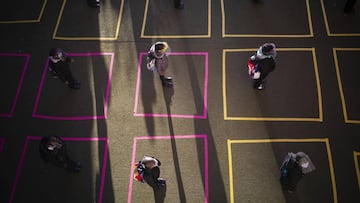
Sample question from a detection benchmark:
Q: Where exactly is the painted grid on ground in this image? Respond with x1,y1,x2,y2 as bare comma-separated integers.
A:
52,0,124,40
220,0,313,37
127,135,209,203
9,136,109,203
354,151,360,190
333,48,360,124
0,53,30,118
222,48,323,121
134,52,208,119
227,138,337,203
141,0,211,38
0,0,47,23
32,52,114,120
320,0,360,36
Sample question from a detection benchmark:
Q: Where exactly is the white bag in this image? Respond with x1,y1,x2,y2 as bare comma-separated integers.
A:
253,71,261,79
147,59,156,71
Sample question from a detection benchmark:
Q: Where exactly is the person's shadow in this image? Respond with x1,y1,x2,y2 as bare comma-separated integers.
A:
149,86,174,203
153,184,167,203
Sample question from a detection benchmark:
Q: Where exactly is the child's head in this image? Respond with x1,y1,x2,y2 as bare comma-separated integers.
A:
295,152,310,168
261,43,275,55
154,42,169,58
49,48,63,59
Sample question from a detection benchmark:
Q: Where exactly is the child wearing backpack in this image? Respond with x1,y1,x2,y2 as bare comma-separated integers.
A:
280,152,315,193
248,43,276,90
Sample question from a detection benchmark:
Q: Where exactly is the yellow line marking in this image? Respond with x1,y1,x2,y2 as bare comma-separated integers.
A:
354,151,360,190
222,48,323,122
141,0,211,38
333,48,360,124
227,139,235,203
320,0,360,36
0,0,47,24
53,0,124,40
221,0,313,38
227,138,338,203
324,139,338,203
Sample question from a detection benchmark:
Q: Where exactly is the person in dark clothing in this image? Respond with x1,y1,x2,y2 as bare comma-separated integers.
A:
280,152,315,193
134,156,166,189
248,43,276,90
48,48,80,89
39,136,81,173
344,0,357,13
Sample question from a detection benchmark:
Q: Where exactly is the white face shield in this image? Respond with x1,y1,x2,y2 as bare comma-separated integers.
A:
300,162,309,168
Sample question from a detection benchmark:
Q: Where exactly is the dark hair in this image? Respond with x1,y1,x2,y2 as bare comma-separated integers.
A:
295,152,306,161
49,48,63,57
262,44,274,54
155,44,165,52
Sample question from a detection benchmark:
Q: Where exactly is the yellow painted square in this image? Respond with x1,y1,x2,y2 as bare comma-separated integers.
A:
354,151,360,190
222,48,323,121
0,0,47,24
141,0,211,38
320,0,360,36
220,0,313,38
333,48,360,124
227,138,337,203
52,0,124,40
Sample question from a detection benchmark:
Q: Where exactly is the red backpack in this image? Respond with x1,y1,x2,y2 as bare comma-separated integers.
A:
247,56,259,79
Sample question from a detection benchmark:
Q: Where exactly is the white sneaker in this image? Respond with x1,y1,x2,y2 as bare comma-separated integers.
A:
257,84,263,90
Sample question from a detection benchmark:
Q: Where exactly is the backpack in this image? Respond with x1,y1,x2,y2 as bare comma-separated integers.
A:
134,161,146,183
247,56,260,79
280,152,296,176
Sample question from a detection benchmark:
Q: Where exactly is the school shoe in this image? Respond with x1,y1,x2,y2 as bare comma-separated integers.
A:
69,80,81,89
157,178,166,189
164,76,172,81
257,84,264,90
162,77,173,87
88,0,100,7
162,81,173,87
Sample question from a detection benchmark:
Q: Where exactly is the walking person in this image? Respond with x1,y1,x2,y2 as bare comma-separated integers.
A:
134,155,166,189
280,152,315,193
48,48,80,89
39,136,81,173
146,42,173,87
247,43,276,90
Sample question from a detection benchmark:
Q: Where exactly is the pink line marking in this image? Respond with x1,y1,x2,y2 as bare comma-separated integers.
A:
0,53,30,117
127,134,208,203
32,52,114,120
133,52,208,119
9,137,30,203
9,136,108,203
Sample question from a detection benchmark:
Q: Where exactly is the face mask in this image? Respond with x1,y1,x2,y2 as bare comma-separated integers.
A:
57,51,63,58
301,162,309,168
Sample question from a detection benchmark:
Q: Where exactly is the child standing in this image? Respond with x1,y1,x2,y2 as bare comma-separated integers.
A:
48,48,80,89
147,42,173,87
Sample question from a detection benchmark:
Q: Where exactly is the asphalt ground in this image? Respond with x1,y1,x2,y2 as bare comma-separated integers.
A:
0,0,359,203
